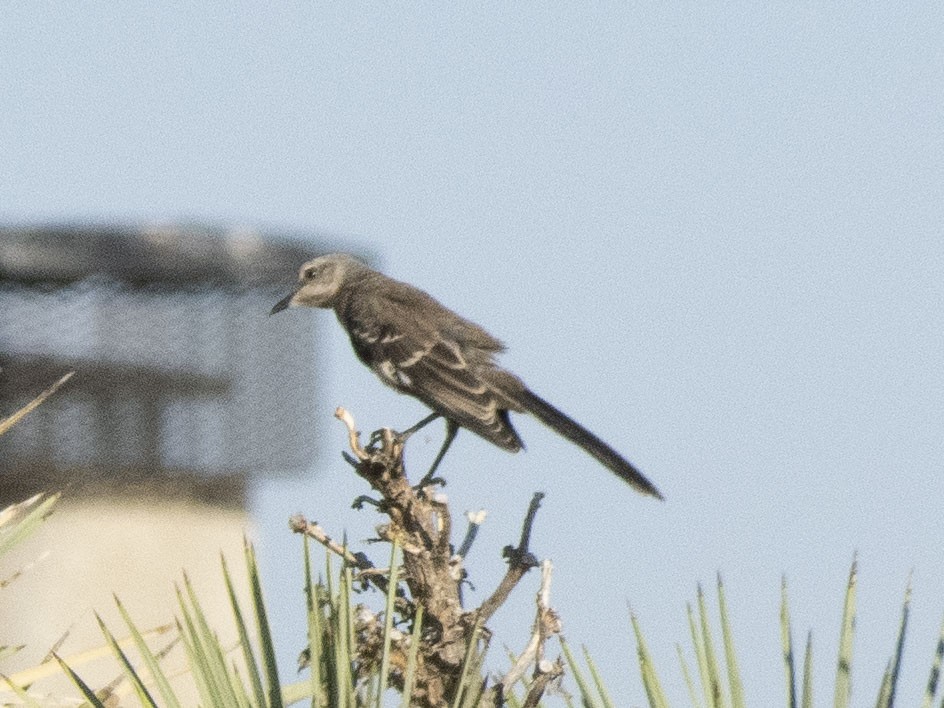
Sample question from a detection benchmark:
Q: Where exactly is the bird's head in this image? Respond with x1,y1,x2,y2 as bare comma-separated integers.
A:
271,253,364,314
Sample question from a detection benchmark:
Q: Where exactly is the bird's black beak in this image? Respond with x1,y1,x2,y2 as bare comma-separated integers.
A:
270,291,295,315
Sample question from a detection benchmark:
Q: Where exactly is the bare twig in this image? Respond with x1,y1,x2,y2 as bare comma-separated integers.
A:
288,515,374,572
334,406,371,461
499,560,562,690
456,509,487,560
517,492,544,551
481,560,563,706
454,510,487,605
520,657,564,708
477,493,543,624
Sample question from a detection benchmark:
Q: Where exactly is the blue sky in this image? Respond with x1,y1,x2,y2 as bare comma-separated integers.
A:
3,3,944,704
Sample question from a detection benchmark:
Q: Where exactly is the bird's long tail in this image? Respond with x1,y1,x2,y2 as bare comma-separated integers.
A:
516,388,664,499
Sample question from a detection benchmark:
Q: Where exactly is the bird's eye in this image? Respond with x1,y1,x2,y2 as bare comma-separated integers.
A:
303,267,318,280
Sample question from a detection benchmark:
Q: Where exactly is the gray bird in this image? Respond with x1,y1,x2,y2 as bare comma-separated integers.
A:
271,253,663,499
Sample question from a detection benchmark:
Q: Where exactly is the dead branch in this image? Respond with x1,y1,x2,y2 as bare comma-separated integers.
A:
476,493,543,625
288,514,372,572
299,408,559,707
480,559,564,706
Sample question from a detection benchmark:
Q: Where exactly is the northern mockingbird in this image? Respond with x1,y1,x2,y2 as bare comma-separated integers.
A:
272,254,663,499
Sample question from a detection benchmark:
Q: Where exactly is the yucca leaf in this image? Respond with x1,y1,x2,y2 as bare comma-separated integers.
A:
244,538,282,708
458,630,489,708
689,602,711,707
677,643,702,708
280,678,315,705
451,615,484,708
222,550,266,706
717,574,744,708
0,493,60,559
920,616,944,708
697,584,726,708
560,637,599,707
0,372,73,436
0,645,24,662
94,611,158,707
113,595,181,708
0,673,44,707
11,624,173,689
184,573,242,705
400,604,424,708
377,539,400,705
54,653,107,708
333,560,356,708
303,536,326,705
583,644,616,708
631,613,669,708
874,661,892,708
801,631,813,708
504,690,523,708
781,576,797,708
880,577,911,707
833,557,857,708
175,585,235,705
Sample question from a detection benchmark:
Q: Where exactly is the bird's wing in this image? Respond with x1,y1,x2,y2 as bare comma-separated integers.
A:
340,284,524,450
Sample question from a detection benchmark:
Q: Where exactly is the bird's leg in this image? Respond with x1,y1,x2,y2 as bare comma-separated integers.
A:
416,419,459,489
368,412,441,448
397,411,442,441
351,495,383,510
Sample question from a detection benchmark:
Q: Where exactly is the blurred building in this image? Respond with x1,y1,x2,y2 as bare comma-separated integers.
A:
0,223,352,503
0,223,364,695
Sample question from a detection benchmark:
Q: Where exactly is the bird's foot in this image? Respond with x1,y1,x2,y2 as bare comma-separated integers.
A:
352,495,383,510
367,428,386,449
413,473,447,494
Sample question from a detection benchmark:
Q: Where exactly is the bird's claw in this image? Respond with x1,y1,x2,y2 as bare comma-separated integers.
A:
367,429,385,448
414,474,447,494
352,495,382,510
